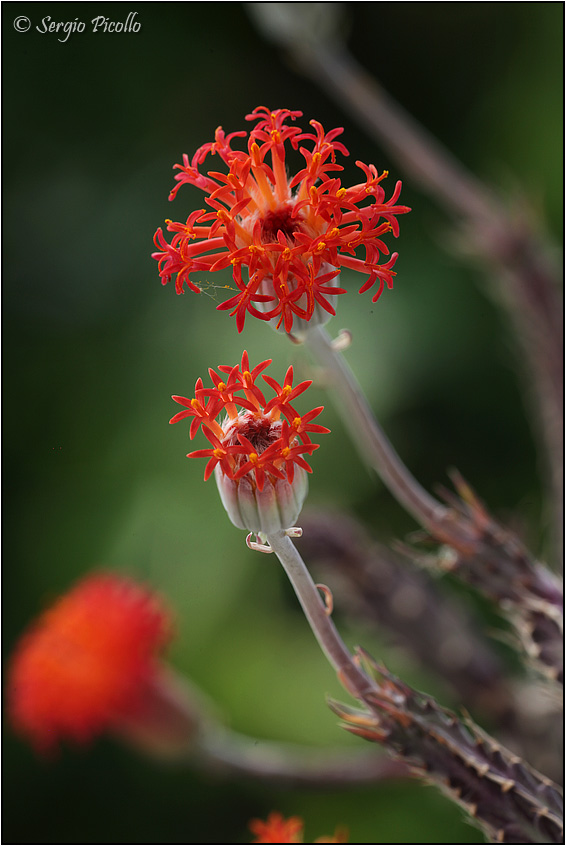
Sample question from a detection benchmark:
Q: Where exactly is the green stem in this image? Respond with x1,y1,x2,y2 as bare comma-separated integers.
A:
265,530,374,698
305,324,448,533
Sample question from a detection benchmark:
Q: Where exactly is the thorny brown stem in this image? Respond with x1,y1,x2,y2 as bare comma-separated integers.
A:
331,652,564,845
258,531,563,840
299,511,564,783
298,511,515,717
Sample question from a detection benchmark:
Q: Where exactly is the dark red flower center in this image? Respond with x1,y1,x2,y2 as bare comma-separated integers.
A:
260,207,302,244
224,413,282,455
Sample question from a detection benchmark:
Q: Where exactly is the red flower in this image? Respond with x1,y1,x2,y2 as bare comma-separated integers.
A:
7,574,172,753
171,351,327,491
152,107,410,334
249,812,304,844
170,351,329,533
249,812,348,844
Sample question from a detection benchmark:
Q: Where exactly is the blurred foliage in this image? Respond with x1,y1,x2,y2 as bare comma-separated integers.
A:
3,2,562,844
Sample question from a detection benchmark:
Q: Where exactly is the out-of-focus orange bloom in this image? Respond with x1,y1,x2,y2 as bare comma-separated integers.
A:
7,573,172,753
249,812,348,843
249,812,304,843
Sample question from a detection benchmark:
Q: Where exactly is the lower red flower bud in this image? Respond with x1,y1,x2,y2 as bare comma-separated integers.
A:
171,352,329,532
216,462,309,534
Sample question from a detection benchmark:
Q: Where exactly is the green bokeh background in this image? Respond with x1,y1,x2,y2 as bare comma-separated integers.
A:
3,3,562,844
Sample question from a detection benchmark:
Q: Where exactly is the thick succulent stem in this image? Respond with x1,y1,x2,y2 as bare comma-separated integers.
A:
330,652,564,845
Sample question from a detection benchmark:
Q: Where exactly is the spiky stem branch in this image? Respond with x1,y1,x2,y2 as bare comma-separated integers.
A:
330,653,564,845
257,529,563,842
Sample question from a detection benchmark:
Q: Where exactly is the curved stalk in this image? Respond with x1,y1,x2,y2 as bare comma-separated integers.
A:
305,325,449,534
197,726,408,785
265,530,374,699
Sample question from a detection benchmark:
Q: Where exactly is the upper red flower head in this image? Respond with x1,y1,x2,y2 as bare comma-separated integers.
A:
153,107,410,333
7,574,172,753
170,350,329,492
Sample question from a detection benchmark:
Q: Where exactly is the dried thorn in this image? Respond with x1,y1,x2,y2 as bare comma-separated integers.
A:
434,483,468,513
316,583,334,615
331,328,352,351
448,468,490,525
465,802,479,819
246,532,273,554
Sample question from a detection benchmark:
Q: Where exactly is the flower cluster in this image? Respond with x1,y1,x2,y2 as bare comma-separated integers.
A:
170,351,329,533
153,107,410,334
7,574,172,753
249,811,347,844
